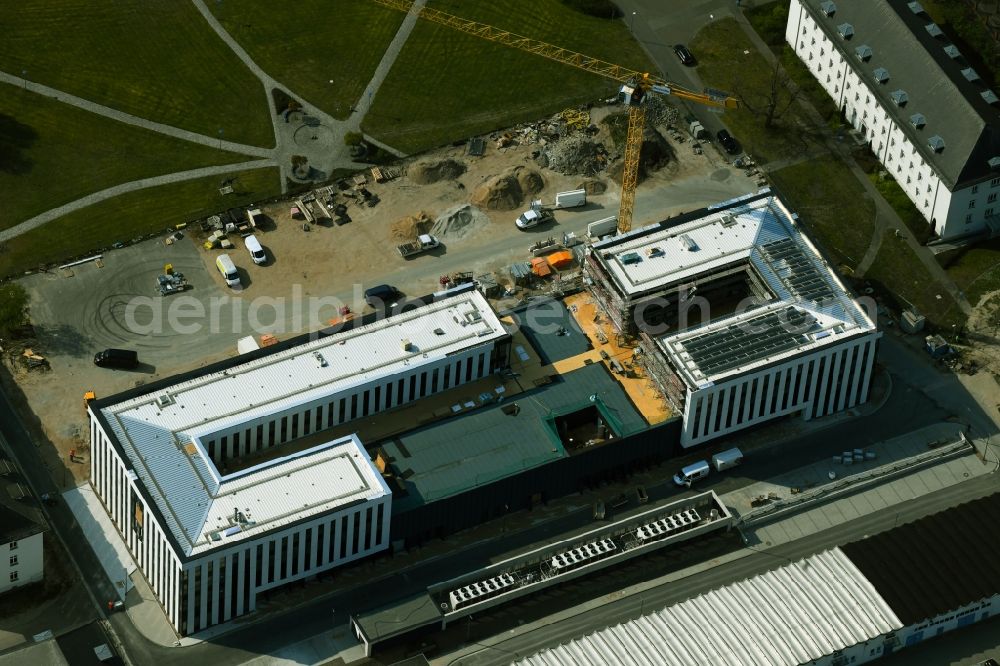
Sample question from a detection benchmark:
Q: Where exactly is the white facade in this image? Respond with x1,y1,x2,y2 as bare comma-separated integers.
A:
787,0,1000,239
88,289,510,635
0,532,43,594
675,332,877,445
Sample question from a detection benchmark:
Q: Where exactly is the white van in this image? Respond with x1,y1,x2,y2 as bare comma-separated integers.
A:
244,234,266,265
673,460,710,487
554,189,587,209
712,447,744,472
216,254,241,288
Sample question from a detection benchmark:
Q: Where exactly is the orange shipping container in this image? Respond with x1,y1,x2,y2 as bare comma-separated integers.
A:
530,257,552,277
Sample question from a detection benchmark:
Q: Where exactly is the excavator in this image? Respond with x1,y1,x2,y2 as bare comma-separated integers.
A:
369,0,739,233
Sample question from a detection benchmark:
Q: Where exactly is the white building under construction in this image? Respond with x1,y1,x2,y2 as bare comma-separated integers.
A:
88,289,511,635
586,191,880,446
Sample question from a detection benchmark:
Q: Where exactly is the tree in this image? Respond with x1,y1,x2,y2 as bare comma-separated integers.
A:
0,283,29,339
343,131,364,147
736,59,801,129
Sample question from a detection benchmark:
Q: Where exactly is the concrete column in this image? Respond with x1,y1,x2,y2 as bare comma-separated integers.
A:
297,527,307,574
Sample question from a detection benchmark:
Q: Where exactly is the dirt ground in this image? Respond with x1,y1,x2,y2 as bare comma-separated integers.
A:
7,103,755,489
960,288,1000,377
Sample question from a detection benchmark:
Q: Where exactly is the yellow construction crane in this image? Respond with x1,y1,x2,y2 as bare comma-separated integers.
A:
369,0,739,233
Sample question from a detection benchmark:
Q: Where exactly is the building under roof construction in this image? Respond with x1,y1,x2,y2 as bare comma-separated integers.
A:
586,191,880,445
517,492,1000,666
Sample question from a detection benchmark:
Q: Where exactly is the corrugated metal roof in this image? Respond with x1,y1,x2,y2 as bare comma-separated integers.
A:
515,548,902,666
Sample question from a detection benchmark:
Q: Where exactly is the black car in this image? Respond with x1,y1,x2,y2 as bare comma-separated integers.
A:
674,44,696,66
716,129,740,155
94,348,138,370
364,284,402,307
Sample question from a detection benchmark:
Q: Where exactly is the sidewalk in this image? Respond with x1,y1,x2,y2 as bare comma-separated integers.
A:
62,484,178,646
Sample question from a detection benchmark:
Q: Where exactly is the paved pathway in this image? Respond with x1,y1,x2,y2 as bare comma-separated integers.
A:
0,160,275,243
0,70,272,158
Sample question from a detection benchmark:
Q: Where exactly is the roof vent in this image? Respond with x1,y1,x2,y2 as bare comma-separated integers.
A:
721,214,737,227
982,90,1000,105
873,68,890,84
910,113,926,128
401,339,413,352
183,442,198,456
837,23,854,39
925,23,943,38
313,351,328,368
820,1,836,16
678,234,699,252
855,44,872,61
154,393,175,409
889,90,908,107
989,157,1000,170
944,44,961,59
433,327,445,335
928,135,946,152
962,67,981,82
907,1,924,13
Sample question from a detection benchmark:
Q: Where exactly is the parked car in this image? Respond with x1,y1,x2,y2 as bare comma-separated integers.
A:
673,460,710,487
244,235,267,265
716,129,740,155
674,44,696,66
364,284,402,307
93,348,138,370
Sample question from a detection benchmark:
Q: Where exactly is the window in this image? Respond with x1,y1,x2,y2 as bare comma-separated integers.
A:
906,177,911,184
987,208,994,217
927,184,932,193
966,214,974,224
9,572,17,583
924,200,929,208
917,172,922,180
969,200,976,209
988,192,997,203
991,177,1000,187
9,555,17,566
8,541,16,551
972,185,979,194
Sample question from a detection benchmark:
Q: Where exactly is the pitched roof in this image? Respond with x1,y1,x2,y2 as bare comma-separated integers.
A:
799,0,1000,188
841,492,1000,624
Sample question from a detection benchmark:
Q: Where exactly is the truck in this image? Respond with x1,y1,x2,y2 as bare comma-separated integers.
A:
554,189,586,209
686,115,709,140
516,203,555,230
156,264,187,295
397,234,440,258
232,208,257,237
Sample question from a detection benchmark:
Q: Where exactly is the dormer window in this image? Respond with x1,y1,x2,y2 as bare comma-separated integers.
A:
837,23,854,39
925,23,943,38
928,135,945,153
910,113,926,129
908,1,925,13
855,45,872,61
982,90,1000,105
890,90,908,107
962,68,981,82
821,1,837,17
873,67,890,84
944,44,961,59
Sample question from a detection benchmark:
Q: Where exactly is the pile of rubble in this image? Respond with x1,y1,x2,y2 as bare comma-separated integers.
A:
543,135,610,176
432,205,492,241
469,166,545,210
390,211,434,241
407,159,466,184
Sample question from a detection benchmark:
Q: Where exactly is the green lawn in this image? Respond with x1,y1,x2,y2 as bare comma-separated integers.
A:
867,173,934,245
0,167,281,278
946,238,1000,306
864,235,964,329
769,156,875,270
0,1,273,147
208,2,404,122
362,0,654,154
690,18,820,163
0,83,254,230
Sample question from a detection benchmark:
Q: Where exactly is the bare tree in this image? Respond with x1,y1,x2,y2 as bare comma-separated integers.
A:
736,59,801,129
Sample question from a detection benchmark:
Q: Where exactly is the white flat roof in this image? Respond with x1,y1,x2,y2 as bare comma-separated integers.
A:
119,289,506,439
515,547,902,666
98,290,503,557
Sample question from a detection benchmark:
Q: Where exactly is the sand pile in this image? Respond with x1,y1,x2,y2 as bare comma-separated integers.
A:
545,136,609,175
470,173,523,210
390,211,434,241
408,159,466,184
514,166,545,195
432,205,491,242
